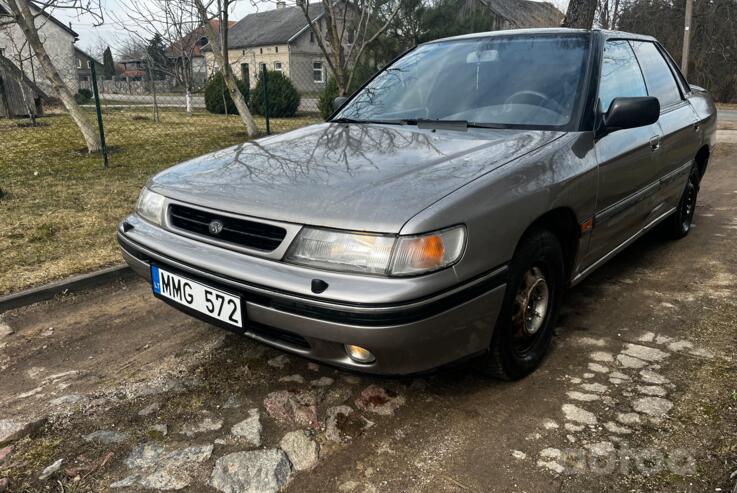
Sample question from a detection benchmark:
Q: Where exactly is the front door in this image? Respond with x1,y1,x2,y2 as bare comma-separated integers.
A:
630,41,701,216
586,39,662,267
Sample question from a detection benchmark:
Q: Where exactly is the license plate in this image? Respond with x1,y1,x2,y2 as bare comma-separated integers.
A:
151,265,243,328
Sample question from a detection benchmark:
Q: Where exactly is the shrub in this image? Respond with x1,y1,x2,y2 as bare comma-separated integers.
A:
75,89,92,104
205,72,249,115
250,70,300,118
318,77,340,120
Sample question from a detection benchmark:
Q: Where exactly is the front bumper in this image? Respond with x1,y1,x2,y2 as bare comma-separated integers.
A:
117,215,507,375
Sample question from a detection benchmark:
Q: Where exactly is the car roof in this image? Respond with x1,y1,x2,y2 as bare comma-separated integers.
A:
425,27,657,44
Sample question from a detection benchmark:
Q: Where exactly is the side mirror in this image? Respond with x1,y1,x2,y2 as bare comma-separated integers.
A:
333,96,348,112
602,97,660,133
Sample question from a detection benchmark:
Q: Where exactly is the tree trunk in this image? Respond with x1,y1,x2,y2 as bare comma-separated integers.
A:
194,0,257,136
562,0,598,29
185,87,192,116
8,0,101,152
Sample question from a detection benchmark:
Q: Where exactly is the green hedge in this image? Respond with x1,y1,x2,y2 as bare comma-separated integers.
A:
205,72,250,115
250,70,300,118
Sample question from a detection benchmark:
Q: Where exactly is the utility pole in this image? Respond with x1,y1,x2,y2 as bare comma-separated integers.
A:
681,0,693,78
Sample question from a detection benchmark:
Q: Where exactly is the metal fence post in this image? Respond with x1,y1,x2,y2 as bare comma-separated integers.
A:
262,64,270,135
90,62,109,169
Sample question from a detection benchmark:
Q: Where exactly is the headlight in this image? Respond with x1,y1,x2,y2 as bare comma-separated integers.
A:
285,228,395,275
136,188,165,226
285,225,465,276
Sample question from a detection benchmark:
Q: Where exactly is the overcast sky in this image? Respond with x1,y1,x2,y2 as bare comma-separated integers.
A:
56,0,569,57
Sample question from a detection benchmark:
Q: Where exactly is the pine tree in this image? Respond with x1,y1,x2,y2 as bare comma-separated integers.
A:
102,47,115,80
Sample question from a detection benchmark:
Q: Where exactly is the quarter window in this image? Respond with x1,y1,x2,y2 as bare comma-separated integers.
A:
631,41,682,108
312,61,324,83
598,40,647,113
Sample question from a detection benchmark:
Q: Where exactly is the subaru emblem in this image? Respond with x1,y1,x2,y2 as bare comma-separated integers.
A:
209,219,224,235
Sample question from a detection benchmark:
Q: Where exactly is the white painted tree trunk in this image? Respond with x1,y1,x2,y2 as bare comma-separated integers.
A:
185,88,192,116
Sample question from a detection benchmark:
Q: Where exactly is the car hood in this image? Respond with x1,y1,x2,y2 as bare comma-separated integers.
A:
149,122,563,233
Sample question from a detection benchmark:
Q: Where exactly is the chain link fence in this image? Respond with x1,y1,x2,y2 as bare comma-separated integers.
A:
80,62,329,168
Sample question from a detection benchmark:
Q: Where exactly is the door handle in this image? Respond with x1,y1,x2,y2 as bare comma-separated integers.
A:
649,135,661,151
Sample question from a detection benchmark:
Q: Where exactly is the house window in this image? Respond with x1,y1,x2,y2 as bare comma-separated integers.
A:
87,60,91,69
260,48,263,54
275,46,278,53
77,59,82,69
241,63,249,82
274,61,283,72
259,62,267,74
312,61,324,83
309,31,314,43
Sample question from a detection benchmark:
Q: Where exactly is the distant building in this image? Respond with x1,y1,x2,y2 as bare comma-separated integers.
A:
0,1,79,94
119,57,146,81
74,46,103,85
204,2,335,94
167,20,236,88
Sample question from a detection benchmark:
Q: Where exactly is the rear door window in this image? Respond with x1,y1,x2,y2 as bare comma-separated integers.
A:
631,41,683,109
598,40,647,113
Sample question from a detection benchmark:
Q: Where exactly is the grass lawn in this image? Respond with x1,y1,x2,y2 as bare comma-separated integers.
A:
0,108,319,296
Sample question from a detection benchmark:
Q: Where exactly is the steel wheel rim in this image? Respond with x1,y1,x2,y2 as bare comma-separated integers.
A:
682,179,697,229
512,265,551,355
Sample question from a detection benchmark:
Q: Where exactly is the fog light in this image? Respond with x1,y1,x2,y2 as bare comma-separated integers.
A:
345,344,375,364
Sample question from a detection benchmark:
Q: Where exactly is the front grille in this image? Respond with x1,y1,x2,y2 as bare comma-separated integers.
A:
169,204,286,251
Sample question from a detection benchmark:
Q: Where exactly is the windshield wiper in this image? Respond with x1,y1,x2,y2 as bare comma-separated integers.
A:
331,117,403,125
399,118,469,131
400,119,508,130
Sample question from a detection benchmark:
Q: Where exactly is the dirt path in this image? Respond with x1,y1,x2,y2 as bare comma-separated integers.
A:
1,145,736,493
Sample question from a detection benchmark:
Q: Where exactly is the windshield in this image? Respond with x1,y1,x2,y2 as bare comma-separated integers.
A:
335,34,591,129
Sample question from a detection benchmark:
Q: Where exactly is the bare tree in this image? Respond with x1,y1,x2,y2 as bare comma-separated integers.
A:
294,0,402,96
2,0,102,152
193,0,257,135
115,0,201,115
596,0,623,29
562,0,597,29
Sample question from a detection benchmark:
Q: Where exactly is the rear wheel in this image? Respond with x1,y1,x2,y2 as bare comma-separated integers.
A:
662,166,700,239
478,229,565,380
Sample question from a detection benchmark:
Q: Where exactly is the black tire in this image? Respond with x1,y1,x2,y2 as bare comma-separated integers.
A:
662,166,700,239
478,228,565,380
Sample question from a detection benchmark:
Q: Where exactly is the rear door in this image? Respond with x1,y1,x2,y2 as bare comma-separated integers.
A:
630,41,700,215
586,39,661,266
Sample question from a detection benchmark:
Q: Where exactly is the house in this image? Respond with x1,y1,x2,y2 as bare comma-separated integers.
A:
74,46,103,85
0,1,79,94
119,57,146,81
167,20,236,88
461,0,563,29
204,2,333,94
0,52,49,117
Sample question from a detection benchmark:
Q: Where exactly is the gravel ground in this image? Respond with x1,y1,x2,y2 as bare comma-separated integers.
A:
1,141,736,492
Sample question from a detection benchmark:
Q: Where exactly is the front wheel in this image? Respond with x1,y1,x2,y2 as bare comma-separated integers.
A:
478,229,565,380
662,166,700,239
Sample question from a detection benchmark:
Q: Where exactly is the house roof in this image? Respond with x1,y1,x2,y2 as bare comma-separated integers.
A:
0,1,79,38
73,46,102,66
226,3,325,49
481,0,563,28
0,52,53,100
168,19,237,58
